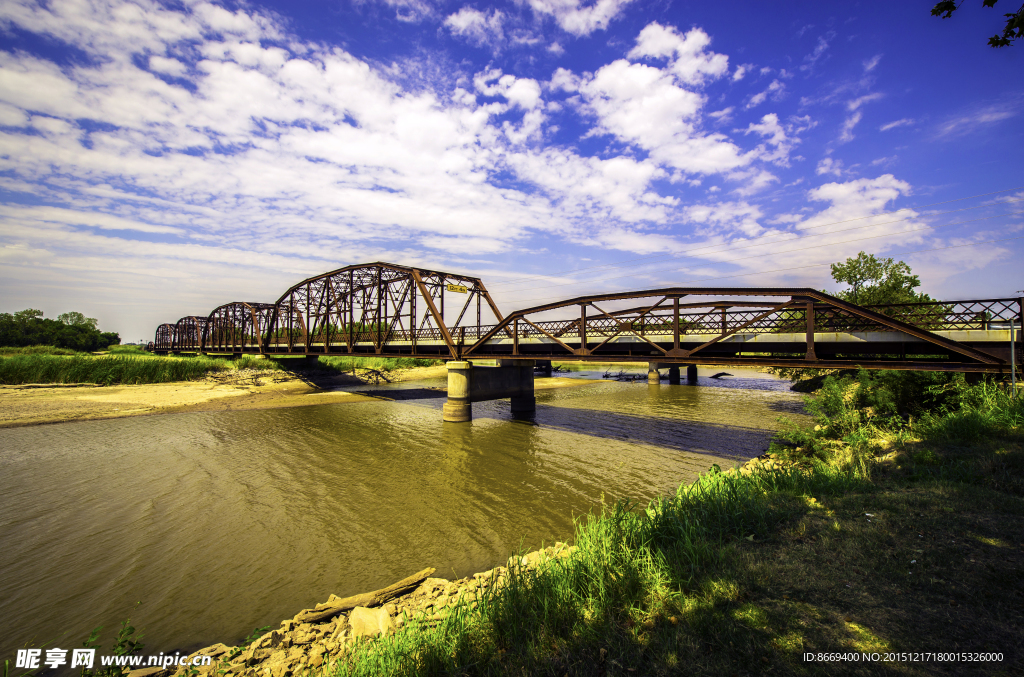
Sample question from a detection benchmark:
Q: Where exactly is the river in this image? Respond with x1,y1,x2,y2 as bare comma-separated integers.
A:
0,367,807,657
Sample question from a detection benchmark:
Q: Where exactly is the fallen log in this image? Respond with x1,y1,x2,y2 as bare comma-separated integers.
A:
292,567,436,624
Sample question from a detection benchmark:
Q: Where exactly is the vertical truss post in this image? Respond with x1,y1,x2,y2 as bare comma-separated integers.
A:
347,270,354,352
673,297,680,351
376,268,383,352
580,303,587,353
514,318,519,356
410,277,417,355
720,307,727,335
805,300,817,361
476,289,481,339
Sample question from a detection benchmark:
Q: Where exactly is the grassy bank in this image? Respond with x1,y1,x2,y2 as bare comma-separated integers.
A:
322,372,1023,676
0,353,276,385
0,350,442,385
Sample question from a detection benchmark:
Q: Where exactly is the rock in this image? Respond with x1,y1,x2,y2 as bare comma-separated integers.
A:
256,630,284,650
521,550,547,568
349,606,395,639
331,614,349,640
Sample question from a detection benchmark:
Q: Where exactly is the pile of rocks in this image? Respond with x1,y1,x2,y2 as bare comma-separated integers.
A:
129,543,576,677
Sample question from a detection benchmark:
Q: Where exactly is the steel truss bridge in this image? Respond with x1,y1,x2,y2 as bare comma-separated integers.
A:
150,262,1023,374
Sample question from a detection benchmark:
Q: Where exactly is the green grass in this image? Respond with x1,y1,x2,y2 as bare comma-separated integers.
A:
0,344,87,356
105,344,147,354
318,373,1023,676
0,354,244,385
316,356,443,373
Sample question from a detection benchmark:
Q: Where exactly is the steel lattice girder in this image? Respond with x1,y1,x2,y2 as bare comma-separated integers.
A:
462,287,1019,372
206,302,276,353
264,261,502,359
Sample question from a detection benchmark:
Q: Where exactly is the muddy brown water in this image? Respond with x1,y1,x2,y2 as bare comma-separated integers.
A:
0,368,807,658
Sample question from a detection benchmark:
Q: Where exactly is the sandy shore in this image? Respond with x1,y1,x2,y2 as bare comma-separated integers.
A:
0,366,594,428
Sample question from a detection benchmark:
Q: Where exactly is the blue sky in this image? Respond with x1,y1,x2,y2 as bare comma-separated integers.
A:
0,0,1021,342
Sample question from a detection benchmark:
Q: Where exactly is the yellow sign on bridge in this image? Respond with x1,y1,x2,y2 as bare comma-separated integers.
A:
446,283,469,294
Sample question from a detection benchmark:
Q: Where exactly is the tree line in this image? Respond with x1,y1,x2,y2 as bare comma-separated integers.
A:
0,309,120,351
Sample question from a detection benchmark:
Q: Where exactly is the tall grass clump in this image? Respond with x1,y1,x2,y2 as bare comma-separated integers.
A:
915,377,1024,442
0,354,233,385
318,356,442,373
106,344,148,354
0,344,86,356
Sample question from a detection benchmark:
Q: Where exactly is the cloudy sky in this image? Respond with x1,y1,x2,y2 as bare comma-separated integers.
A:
0,0,1021,342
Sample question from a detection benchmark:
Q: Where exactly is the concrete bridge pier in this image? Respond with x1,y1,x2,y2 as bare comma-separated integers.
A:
443,360,536,422
648,363,698,385
536,360,553,377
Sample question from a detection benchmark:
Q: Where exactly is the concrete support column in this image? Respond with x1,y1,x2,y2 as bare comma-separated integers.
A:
499,360,536,414
443,361,473,422
686,364,698,384
648,363,661,384
536,359,552,377
667,365,680,384
512,360,535,414
303,355,319,368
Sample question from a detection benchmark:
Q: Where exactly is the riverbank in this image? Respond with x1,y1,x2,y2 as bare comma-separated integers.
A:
130,438,1024,677
122,373,1023,677
0,365,596,428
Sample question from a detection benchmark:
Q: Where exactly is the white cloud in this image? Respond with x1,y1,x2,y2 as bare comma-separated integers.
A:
732,64,750,81
627,23,729,85
838,110,862,143
847,93,883,111
800,32,834,72
475,69,542,110
148,55,188,77
863,54,882,72
743,113,802,166
578,58,749,174
525,0,633,36
816,157,844,177
444,7,504,48
880,118,915,131
746,79,784,109
935,102,1019,138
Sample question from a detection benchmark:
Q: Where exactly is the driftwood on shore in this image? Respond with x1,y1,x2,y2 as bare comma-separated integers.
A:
293,567,435,623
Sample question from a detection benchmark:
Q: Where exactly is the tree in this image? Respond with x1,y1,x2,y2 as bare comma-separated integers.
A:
57,311,99,330
931,0,1024,47
829,251,932,306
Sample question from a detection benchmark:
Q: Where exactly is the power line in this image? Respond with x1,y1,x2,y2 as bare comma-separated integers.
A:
485,185,1024,288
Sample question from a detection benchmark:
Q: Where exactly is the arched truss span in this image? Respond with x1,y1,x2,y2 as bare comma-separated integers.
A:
206,302,276,353
154,323,176,351
174,316,209,352
265,262,503,359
